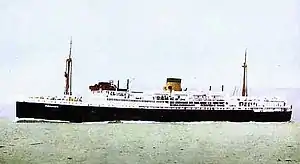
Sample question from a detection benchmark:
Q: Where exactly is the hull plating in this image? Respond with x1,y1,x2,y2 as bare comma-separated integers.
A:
16,102,292,123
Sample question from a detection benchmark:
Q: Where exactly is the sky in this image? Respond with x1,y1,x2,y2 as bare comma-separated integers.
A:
0,0,299,103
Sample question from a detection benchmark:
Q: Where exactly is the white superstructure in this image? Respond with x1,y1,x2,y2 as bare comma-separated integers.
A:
19,89,292,113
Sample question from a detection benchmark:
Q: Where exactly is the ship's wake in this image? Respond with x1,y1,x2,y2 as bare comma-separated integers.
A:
14,118,69,124
13,117,294,125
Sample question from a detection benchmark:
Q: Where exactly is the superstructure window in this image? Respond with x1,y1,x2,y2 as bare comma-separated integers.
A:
239,102,243,106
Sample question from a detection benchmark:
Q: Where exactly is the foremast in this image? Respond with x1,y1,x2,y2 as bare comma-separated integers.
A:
242,48,248,97
64,37,73,95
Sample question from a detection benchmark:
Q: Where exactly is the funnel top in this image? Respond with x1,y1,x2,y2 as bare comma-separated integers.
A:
166,78,181,83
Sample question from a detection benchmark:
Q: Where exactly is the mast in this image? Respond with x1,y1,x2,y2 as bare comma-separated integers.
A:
64,37,73,95
242,48,248,97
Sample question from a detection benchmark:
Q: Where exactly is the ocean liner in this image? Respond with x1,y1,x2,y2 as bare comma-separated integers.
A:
15,40,293,123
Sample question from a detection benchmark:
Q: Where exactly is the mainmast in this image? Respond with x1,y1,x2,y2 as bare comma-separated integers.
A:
64,37,73,95
242,48,248,97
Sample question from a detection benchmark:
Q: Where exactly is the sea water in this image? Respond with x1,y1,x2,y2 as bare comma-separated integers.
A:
0,119,299,164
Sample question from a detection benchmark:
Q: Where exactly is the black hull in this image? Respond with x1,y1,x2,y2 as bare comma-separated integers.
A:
16,102,292,123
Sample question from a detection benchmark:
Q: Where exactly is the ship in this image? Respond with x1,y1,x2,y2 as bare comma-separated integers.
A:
15,40,293,123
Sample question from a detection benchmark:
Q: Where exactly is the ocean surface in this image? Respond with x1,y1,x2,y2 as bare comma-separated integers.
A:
0,120,299,164
0,88,299,163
